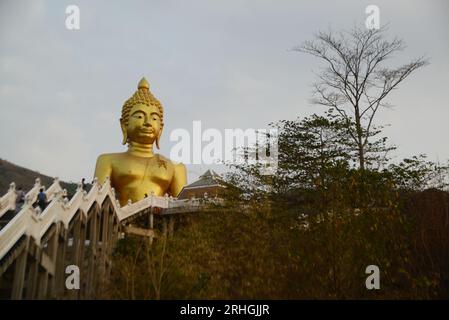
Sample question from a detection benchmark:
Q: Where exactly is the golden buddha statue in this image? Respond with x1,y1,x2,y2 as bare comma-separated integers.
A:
94,77,187,206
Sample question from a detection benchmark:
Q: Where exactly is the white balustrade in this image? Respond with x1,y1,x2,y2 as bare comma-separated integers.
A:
0,177,217,261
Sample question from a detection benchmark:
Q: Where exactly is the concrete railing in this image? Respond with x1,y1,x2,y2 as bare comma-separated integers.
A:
0,178,61,218
0,182,17,218
0,177,219,261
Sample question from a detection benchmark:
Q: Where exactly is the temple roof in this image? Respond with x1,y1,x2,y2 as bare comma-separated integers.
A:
183,170,223,189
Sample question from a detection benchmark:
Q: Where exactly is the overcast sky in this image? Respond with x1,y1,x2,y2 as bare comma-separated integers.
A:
0,0,448,184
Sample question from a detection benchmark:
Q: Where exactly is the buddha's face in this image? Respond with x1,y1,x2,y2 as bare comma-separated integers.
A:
124,103,162,145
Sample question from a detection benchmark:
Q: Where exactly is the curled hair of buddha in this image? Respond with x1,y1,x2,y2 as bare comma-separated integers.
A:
120,77,164,148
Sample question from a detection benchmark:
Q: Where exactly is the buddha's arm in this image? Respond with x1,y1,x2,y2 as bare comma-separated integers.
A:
94,154,112,185
169,163,187,197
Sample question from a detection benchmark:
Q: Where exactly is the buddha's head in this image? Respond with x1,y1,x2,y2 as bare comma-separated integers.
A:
120,77,164,148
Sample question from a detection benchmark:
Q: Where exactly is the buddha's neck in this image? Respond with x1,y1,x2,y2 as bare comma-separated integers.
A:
127,141,154,158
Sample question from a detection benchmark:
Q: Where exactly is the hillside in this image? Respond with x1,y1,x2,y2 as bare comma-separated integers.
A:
0,158,78,196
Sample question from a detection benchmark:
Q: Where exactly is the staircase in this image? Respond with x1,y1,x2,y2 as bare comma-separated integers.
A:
0,176,213,299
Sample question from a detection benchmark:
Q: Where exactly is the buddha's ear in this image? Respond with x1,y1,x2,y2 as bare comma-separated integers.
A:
120,119,128,145
156,126,163,149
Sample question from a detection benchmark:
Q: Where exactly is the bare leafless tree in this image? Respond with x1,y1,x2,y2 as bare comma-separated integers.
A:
295,25,428,170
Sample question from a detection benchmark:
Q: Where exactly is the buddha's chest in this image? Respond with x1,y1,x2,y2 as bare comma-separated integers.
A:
111,157,173,187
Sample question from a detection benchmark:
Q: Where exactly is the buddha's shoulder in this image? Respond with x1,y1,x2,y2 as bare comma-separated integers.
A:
96,152,128,163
